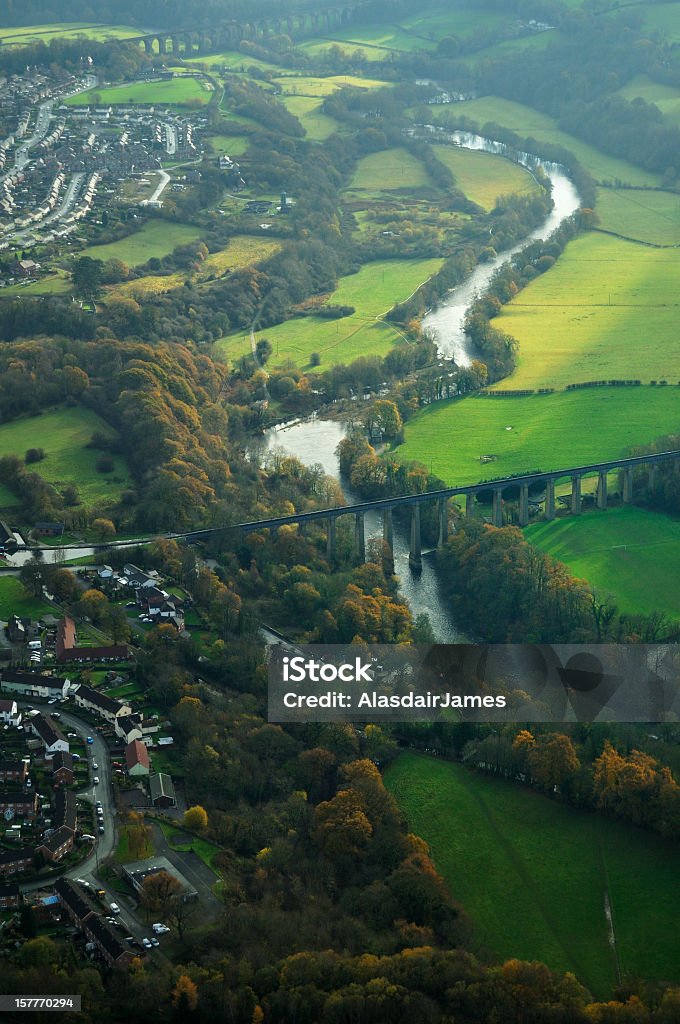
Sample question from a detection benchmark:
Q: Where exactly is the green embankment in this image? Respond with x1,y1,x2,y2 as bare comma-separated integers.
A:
385,752,680,996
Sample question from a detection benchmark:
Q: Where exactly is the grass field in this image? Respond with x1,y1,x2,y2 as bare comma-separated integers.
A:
273,74,390,96
595,187,680,244
0,407,131,507
491,234,680,389
526,506,680,619
205,133,250,156
385,752,680,996
432,145,540,210
616,74,680,127
396,387,680,485
65,78,208,107
215,257,444,369
81,221,203,266
433,96,660,187
348,148,432,194
1,270,71,298
633,3,680,43
278,95,339,140
0,577,52,622
184,51,279,72
0,22,143,46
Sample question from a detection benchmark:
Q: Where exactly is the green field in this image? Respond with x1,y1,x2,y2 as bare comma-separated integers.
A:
432,145,540,210
215,257,444,369
185,51,280,72
81,221,204,266
492,234,680,389
0,577,52,622
348,148,432,194
205,133,250,156
1,270,71,298
279,95,339,140
273,74,390,96
0,407,131,507
616,74,680,127
633,3,680,43
595,187,680,244
396,387,680,485
0,22,143,46
526,506,680,619
434,96,660,186
65,77,209,107
385,752,680,996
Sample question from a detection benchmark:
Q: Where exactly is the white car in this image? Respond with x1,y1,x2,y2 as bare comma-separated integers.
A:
109,903,120,915
142,937,152,949
152,923,170,934
92,762,98,770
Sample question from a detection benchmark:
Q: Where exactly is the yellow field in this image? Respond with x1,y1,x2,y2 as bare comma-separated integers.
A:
348,148,432,193
279,96,339,140
432,145,540,210
272,74,391,96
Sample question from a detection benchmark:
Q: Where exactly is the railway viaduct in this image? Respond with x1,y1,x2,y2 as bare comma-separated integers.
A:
129,4,365,57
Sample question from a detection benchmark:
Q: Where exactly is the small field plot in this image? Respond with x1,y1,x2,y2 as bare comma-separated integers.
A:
1,270,71,298
348,148,433,195
435,96,660,186
385,752,680,996
272,74,390,96
616,74,680,127
80,221,203,266
0,577,52,621
278,96,338,140
205,133,250,156
432,145,540,210
633,3,680,43
493,234,680,389
396,386,680,484
0,407,131,507
595,187,680,244
65,77,208,107
200,235,281,276
526,506,680,619
0,23,143,46
184,51,279,72
215,257,443,370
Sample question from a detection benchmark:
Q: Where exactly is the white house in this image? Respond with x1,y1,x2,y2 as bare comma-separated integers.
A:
0,699,21,726
31,714,69,756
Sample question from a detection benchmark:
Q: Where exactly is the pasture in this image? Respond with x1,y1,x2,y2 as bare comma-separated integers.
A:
272,74,390,96
432,145,540,210
215,257,444,369
80,221,203,266
396,387,680,485
435,96,660,186
278,96,339,140
65,77,208,107
595,188,680,245
492,234,680,389
348,148,433,194
385,752,680,996
0,577,52,621
1,270,70,297
616,74,680,127
526,506,680,619
206,133,250,156
0,23,143,46
0,407,131,507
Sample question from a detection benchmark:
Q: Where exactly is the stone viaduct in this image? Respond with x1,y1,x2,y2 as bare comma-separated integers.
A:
130,5,361,57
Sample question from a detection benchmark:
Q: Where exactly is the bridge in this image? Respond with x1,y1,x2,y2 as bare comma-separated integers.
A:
21,449,680,570
128,4,363,57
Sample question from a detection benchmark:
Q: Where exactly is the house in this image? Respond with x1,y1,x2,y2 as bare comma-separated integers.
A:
0,790,37,818
0,848,33,877
37,825,74,863
73,684,131,723
0,882,21,909
97,565,114,580
83,914,135,968
0,670,69,700
115,714,143,744
33,522,64,537
125,739,150,777
6,617,39,644
31,714,69,756
51,751,74,786
15,258,38,277
149,772,176,808
53,789,77,834
0,698,21,725
122,855,197,900
0,760,27,784
54,877,96,927
57,620,129,663
122,564,158,590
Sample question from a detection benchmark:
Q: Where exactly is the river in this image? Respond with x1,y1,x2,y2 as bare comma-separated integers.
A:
257,135,582,640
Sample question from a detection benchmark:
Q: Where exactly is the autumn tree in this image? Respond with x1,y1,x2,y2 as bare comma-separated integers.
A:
527,733,580,791
126,811,153,860
172,974,198,1012
183,805,208,832
92,517,116,541
140,869,182,917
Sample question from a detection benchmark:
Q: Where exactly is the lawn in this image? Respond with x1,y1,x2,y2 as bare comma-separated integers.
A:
215,257,444,370
1,271,71,298
396,386,680,485
385,752,680,996
0,577,52,621
595,187,680,245
491,233,680,389
0,406,131,507
0,23,143,46
433,96,660,186
272,74,390,96
525,506,680,619
432,145,540,210
616,74,680,127
348,148,433,194
80,221,203,266
278,95,339,141
205,133,250,156
65,78,208,107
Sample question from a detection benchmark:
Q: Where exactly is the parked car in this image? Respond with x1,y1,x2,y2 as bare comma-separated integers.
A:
152,923,170,934
47,698,57,704
86,736,93,744
98,825,105,834
142,938,152,949
93,776,99,784
67,732,77,739
109,903,120,915
92,762,98,770
51,712,61,719
150,937,159,947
